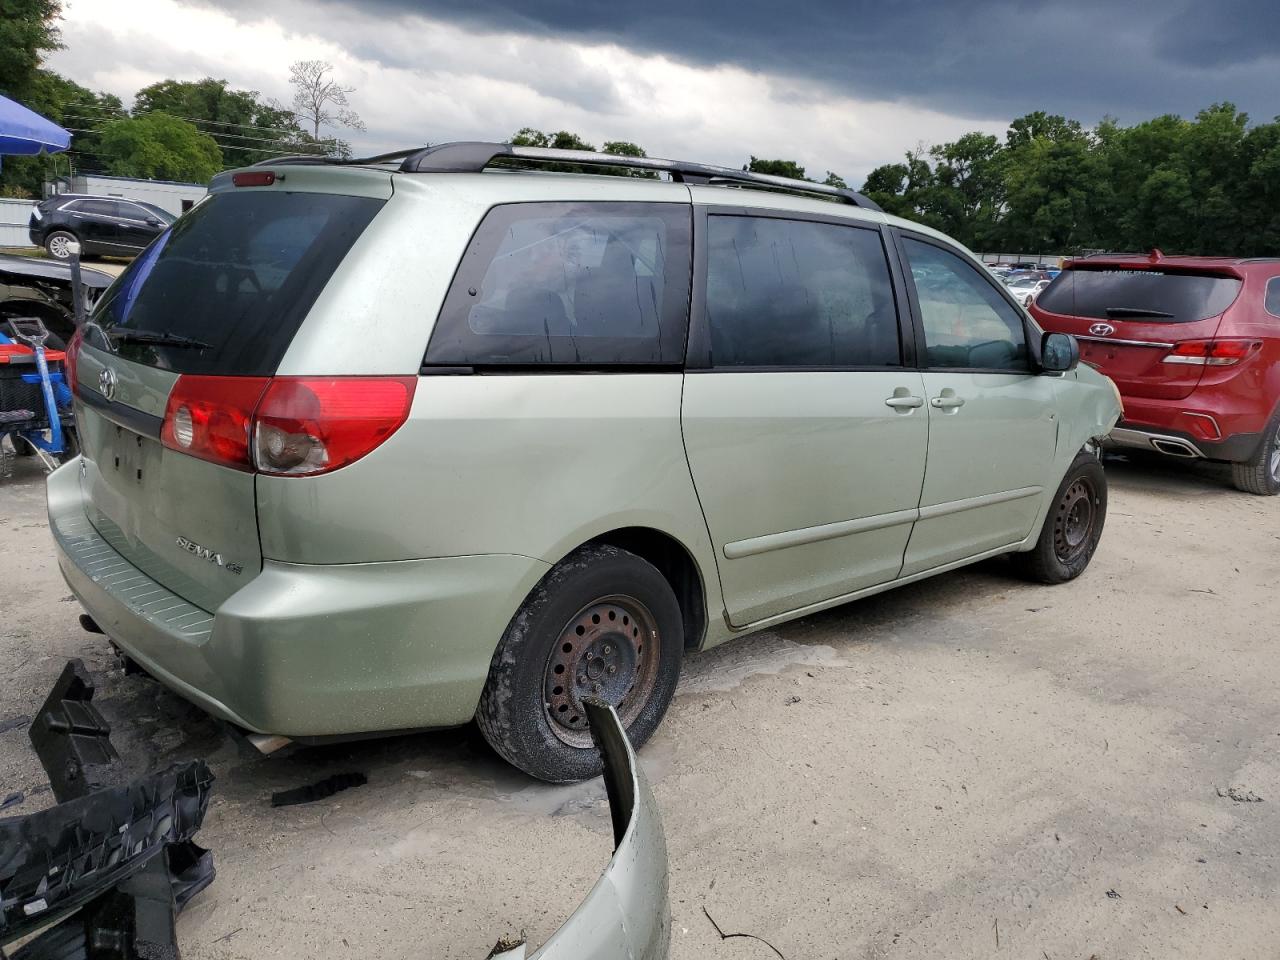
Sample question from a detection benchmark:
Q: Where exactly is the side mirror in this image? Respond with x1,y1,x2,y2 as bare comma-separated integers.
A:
1041,332,1079,373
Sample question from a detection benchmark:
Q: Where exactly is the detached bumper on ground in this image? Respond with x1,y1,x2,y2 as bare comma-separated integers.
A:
1,665,669,959
47,459,550,737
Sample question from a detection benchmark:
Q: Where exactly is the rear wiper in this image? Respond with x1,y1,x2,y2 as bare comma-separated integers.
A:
1104,306,1176,319
109,329,211,350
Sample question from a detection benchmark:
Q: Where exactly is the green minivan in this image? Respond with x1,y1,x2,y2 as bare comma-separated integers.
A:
49,143,1122,782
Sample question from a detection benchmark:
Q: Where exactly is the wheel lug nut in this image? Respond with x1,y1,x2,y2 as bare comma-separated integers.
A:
593,683,601,694
603,645,611,654
608,666,616,675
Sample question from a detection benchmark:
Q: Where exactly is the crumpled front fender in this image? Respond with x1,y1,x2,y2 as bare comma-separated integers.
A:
488,700,670,960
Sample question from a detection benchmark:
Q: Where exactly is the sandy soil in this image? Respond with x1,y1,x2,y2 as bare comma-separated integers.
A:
1,450,1277,959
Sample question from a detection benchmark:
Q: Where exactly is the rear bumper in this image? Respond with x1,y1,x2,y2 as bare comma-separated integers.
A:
1113,387,1270,463
1106,421,1261,462
48,459,550,737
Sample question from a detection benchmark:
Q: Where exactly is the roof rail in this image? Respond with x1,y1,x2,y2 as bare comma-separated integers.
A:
395,142,883,210
251,147,431,168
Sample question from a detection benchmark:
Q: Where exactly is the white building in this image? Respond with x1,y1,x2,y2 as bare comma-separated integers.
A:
49,173,208,217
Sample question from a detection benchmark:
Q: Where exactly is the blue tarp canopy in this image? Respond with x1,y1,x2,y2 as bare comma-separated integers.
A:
0,94,69,155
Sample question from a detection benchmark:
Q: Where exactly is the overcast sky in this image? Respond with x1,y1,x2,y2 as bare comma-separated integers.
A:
46,0,1280,186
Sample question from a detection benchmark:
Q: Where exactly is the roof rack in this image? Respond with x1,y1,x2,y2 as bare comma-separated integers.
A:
256,140,883,211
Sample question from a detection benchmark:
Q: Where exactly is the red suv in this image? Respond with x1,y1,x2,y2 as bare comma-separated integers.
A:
1031,251,1280,495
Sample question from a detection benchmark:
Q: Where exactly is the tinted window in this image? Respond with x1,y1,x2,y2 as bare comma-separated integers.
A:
705,216,900,367
88,191,383,375
903,237,1028,370
74,199,119,217
1036,268,1242,323
1267,277,1280,319
427,201,691,367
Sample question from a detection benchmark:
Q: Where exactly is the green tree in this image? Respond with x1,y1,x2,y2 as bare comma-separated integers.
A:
744,156,807,179
511,128,595,150
0,0,61,101
822,171,848,188
132,77,304,167
98,113,222,183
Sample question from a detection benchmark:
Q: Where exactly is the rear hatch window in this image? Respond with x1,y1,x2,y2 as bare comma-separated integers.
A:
1036,268,1241,323
1035,267,1242,401
88,191,384,374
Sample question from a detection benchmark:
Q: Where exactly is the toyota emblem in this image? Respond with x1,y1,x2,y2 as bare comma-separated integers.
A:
1088,322,1115,336
98,366,118,401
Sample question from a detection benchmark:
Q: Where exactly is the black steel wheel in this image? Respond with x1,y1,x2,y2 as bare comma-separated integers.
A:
477,544,684,782
543,595,661,748
1012,450,1108,584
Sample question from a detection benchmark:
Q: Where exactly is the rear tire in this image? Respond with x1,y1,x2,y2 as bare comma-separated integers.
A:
44,230,77,261
1011,450,1107,584
1230,411,1280,496
476,544,684,782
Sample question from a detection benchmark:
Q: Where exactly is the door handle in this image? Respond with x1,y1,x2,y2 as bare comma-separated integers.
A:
884,395,924,409
930,395,965,409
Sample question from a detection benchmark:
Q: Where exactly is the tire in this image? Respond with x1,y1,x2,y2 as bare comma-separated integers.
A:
1230,411,1280,496
44,230,77,261
476,544,684,782
1011,450,1108,584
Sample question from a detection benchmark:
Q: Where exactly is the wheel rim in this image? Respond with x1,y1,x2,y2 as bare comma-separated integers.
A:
1269,420,1280,483
543,594,660,748
1053,476,1098,564
48,235,70,259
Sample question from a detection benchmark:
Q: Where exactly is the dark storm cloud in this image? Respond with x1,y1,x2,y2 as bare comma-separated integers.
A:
193,0,1280,123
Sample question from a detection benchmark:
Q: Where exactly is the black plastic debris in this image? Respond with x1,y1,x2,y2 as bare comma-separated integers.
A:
27,659,121,800
0,659,216,960
271,771,367,807
0,792,21,812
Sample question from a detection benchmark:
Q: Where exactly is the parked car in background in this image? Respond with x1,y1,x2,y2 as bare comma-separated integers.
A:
1032,251,1280,495
28,194,176,260
0,253,111,346
50,142,1121,783
1010,278,1052,307
1006,275,1051,305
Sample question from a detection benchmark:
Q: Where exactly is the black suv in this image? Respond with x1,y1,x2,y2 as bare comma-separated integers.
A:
28,194,176,261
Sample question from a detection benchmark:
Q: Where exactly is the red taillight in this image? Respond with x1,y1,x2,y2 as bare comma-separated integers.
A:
253,377,416,476
65,327,83,389
1163,338,1262,366
161,376,271,470
232,171,276,187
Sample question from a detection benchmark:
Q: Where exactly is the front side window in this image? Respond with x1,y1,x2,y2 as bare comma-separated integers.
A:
903,237,1029,370
704,216,900,367
426,201,691,366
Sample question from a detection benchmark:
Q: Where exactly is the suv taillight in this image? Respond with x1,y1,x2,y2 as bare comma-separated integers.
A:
1163,339,1262,367
254,377,416,476
159,375,416,475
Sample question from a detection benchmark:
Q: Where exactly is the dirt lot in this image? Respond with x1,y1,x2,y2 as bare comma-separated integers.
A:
2,452,1278,959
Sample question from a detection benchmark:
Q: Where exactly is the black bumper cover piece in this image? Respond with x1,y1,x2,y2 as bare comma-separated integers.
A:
0,660,214,959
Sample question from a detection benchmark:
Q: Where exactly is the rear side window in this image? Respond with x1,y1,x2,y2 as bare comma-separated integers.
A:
704,215,900,367
74,199,118,217
1037,268,1242,323
88,191,384,375
426,201,691,367
1266,277,1280,318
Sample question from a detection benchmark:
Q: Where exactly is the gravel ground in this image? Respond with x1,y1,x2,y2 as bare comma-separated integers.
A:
1,451,1277,959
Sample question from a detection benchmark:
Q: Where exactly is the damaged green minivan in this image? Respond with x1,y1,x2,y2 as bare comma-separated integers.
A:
49,143,1121,783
